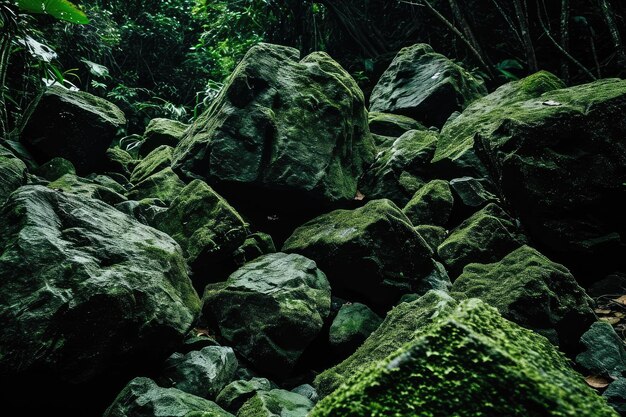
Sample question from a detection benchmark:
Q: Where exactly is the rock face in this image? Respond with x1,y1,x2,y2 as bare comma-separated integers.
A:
367,112,425,138
127,167,186,205
432,71,565,176
369,44,486,128
173,43,374,211
154,180,249,281
402,179,453,226
576,322,626,379
130,145,174,184
22,85,126,174
160,346,239,399
314,291,457,397
283,199,433,308
48,174,127,205
202,253,331,378
140,118,188,157
437,203,527,277
237,389,314,417
452,245,595,348
0,144,27,205
329,303,382,357
310,300,618,417
104,377,233,417
359,129,438,206
0,186,200,383
216,378,274,413
474,78,626,278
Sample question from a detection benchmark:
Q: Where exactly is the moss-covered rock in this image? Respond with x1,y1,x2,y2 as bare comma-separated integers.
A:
140,118,188,157
414,225,447,250
127,167,186,205
402,179,453,226
103,377,233,417
437,203,527,277
449,176,499,220
104,147,136,177
310,299,618,417
0,186,200,384
173,43,374,214
314,290,457,397
233,233,276,267
160,346,239,399
130,145,174,184
474,78,626,278
202,253,331,379
154,179,249,282
370,43,486,128
0,144,27,205
329,303,383,358
368,112,426,138
359,129,438,206
452,245,595,348
283,199,433,308
604,378,626,414
216,378,274,413
432,71,564,177
22,84,126,174
576,322,626,379
237,389,313,417
48,173,127,205
34,157,75,181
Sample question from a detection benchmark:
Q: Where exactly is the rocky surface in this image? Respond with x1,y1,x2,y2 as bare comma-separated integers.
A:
216,378,275,413
370,43,486,128
22,85,126,174
329,302,382,358
237,389,314,417
402,179,453,226
0,144,27,205
140,118,188,157
202,253,331,378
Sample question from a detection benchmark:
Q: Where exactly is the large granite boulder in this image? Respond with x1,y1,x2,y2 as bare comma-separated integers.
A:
474,78,626,278
369,44,486,128
103,377,233,417
0,144,27,205
160,346,239,399
432,71,565,177
0,186,200,384
202,253,331,379
452,245,595,348
314,291,457,397
359,129,438,206
173,43,374,214
154,180,249,282
22,85,126,174
437,203,527,277
310,300,618,417
283,199,434,308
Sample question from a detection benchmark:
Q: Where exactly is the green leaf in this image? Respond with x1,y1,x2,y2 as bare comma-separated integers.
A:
15,0,89,24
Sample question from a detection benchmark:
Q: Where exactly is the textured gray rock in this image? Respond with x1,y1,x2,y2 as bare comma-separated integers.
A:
0,144,27,205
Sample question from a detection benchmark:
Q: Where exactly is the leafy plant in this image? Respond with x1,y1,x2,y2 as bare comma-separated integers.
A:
14,0,89,24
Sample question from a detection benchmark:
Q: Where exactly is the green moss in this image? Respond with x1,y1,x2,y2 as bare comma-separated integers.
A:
314,290,457,397
127,167,186,204
130,145,174,184
402,179,453,226
35,157,76,181
368,112,426,137
0,145,27,205
310,299,618,417
48,173,127,205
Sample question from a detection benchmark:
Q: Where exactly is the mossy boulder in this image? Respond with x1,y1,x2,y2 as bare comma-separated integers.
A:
104,147,136,177
314,290,457,397
283,199,433,308
359,129,438,206
310,299,618,417
604,378,626,414
432,71,565,177
173,43,374,214
202,253,331,379
0,186,200,384
127,167,186,205
22,84,126,174
576,322,626,379
48,173,127,205
370,43,486,128
452,245,595,348
160,346,239,399
154,180,249,282
368,112,425,138
130,145,174,184
216,378,274,413
329,303,383,358
237,389,313,417
0,144,27,205
437,203,527,277
34,157,76,181
140,118,188,157
402,179,453,227
474,78,626,277
449,176,499,219
103,377,233,417
233,233,276,267
414,224,447,251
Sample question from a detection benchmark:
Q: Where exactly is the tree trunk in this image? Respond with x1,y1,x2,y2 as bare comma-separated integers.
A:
560,0,570,82
512,0,538,72
596,0,626,68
